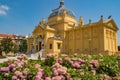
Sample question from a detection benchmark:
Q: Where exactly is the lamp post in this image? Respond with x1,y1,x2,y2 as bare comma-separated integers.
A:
88,38,91,54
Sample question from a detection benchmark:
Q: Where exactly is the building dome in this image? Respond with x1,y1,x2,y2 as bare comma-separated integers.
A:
49,1,75,18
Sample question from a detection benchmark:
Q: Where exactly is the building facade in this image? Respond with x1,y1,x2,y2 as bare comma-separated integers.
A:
0,33,26,55
27,1,119,55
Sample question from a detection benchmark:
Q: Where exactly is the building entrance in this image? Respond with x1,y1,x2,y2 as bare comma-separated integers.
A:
39,42,42,51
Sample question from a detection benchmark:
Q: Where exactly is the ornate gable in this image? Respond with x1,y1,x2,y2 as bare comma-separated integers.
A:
32,25,45,35
105,19,119,31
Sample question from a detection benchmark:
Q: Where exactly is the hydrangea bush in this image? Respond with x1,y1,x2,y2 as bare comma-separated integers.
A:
0,53,120,80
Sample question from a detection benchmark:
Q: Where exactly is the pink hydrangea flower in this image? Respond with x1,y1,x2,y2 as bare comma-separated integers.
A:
78,58,85,63
52,63,60,69
14,71,22,77
91,70,96,75
23,70,28,75
71,58,78,61
64,57,71,61
75,63,80,68
35,75,41,80
59,75,66,80
9,64,16,69
62,67,67,71
68,78,73,80
53,70,59,76
0,67,9,72
19,75,25,79
4,73,9,77
34,64,41,69
37,72,42,77
52,62,67,77
90,60,98,67
12,75,17,80
74,53,77,57
69,60,74,64
52,67,57,71
17,63,22,68
60,54,68,57
52,76,62,80
45,77,51,80
21,54,27,59
56,58,62,64
38,68,44,73
12,68,16,72
46,53,53,57
24,60,28,65
80,72,84,75
8,59,13,64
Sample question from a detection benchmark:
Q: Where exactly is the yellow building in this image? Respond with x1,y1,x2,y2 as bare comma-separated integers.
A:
28,1,119,55
0,34,26,56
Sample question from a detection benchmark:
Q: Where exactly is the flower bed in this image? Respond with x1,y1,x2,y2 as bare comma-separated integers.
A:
0,53,120,80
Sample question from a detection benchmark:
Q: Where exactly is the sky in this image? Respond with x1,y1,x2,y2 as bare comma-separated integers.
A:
0,0,120,45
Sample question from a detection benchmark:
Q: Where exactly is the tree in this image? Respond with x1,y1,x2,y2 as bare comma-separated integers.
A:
13,44,19,53
0,45,3,56
19,39,27,53
118,46,120,51
1,38,13,54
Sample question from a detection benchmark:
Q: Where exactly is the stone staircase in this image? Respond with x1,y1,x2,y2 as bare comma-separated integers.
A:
29,49,45,60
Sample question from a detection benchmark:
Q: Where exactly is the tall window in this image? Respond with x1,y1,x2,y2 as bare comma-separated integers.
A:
50,44,52,49
57,43,61,49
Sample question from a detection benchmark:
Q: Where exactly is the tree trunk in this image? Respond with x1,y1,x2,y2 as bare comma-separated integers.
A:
0,51,2,56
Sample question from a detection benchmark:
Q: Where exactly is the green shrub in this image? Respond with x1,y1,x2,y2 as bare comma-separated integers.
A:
43,57,55,67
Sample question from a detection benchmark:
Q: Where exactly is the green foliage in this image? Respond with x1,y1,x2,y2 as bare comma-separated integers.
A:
62,60,72,68
96,56,120,77
0,45,3,56
42,66,52,77
80,73,99,80
12,44,19,53
27,73,36,80
0,45,2,52
19,39,27,53
68,68,80,78
97,65,116,77
1,38,13,54
43,57,55,67
0,62,8,67
28,59,42,65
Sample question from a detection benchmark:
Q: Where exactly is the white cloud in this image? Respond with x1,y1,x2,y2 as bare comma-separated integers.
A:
0,10,6,15
1,5,9,10
0,5,9,15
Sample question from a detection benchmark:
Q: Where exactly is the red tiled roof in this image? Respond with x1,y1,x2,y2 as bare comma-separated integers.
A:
0,33,26,39
0,34,15,39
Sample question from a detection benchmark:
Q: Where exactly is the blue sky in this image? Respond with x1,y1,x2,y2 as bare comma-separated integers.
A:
0,0,120,45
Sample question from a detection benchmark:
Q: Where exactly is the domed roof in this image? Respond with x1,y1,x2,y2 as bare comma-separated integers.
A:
49,1,76,18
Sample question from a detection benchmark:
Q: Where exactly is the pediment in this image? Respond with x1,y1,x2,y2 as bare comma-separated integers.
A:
106,19,119,30
32,25,45,35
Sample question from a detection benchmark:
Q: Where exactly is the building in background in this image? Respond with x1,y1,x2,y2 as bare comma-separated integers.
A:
0,33,26,55
0,33,26,44
27,1,119,55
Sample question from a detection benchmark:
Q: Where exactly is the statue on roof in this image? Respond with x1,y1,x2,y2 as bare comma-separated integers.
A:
60,0,64,7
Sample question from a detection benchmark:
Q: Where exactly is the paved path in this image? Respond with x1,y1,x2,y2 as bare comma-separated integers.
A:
0,50,45,63
0,57,17,63
0,55,45,63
